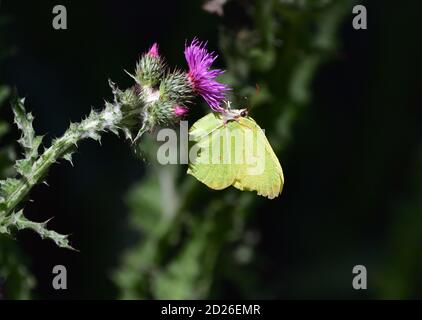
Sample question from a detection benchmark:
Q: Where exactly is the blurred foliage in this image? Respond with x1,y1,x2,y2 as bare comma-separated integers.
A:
0,86,35,299
376,149,422,298
114,0,354,299
0,14,34,299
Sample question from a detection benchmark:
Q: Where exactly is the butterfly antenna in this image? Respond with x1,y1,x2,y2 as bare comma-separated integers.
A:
224,100,232,110
255,83,261,96
246,83,261,113
241,96,250,111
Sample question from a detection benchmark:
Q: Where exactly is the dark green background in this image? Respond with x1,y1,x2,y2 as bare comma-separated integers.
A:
0,0,421,299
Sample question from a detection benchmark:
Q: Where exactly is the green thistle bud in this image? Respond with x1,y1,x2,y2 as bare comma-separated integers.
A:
149,100,176,126
134,43,164,87
160,71,193,103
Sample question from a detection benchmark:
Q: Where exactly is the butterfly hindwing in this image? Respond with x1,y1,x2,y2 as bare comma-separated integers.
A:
232,117,284,199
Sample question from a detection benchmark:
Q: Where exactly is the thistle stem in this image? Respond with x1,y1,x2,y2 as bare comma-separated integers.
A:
4,103,124,217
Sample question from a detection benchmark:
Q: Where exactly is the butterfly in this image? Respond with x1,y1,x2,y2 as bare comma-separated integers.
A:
187,103,284,199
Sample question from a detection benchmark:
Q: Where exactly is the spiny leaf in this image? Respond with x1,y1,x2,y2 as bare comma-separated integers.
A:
0,210,75,250
10,93,43,161
14,159,33,179
122,127,133,141
0,178,20,200
62,152,73,166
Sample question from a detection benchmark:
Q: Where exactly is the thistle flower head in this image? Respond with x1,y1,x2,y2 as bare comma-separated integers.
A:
173,105,188,117
148,43,159,58
134,42,164,87
184,38,229,113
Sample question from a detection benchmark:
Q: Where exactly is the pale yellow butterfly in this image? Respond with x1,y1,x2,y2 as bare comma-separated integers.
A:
187,104,284,199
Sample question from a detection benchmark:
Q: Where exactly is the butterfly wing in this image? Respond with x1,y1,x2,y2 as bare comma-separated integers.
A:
188,113,284,199
188,112,224,141
188,113,238,190
231,117,284,199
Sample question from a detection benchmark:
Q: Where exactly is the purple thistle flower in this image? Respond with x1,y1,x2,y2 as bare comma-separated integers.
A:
148,43,159,58
184,39,229,113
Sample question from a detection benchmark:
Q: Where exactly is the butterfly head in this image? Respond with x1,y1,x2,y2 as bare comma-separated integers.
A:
240,109,248,117
221,101,248,120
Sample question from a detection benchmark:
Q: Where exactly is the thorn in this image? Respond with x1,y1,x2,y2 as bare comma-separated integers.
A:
124,70,139,83
42,217,54,226
68,245,80,253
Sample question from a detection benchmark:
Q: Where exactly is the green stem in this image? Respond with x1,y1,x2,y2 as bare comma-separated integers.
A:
4,103,124,217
